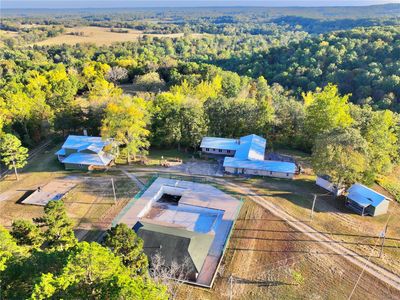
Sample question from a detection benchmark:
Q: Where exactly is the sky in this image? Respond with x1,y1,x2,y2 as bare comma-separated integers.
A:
2,0,397,9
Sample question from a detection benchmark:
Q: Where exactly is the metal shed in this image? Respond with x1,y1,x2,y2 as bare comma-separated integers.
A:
346,183,391,216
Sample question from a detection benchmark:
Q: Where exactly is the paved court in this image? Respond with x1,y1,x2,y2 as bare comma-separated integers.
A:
22,179,79,206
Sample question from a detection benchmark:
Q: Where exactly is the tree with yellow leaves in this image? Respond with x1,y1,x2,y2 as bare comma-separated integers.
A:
101,96,150,164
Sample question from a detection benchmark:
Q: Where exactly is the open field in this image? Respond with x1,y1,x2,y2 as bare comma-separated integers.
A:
0,144,139,242
31,26,185,46
0,143,68,227
2,147,400,298
178,199,400,300
232,175,400,276
64,173,139,241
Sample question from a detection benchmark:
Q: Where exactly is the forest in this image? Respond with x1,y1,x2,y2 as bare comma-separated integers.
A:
0,5,400,299
0,5,399,187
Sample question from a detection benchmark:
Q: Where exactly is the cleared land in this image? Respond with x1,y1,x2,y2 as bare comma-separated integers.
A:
0,144,139,242
231,175,400,277
31,26,185,46
178,199,400,300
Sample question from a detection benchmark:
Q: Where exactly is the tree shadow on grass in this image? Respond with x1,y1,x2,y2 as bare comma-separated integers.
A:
226,247,373,257
233,277,291,287
230,235,398,249
233,227,400,241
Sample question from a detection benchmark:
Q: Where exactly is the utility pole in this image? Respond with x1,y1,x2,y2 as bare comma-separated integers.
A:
111,178,116,204
379,223,389,258
229,275,233,300
310,194,317,221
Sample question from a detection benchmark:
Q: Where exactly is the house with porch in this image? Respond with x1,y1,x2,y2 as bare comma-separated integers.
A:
55,135,114,170
200,134,296,179
346,183,391,216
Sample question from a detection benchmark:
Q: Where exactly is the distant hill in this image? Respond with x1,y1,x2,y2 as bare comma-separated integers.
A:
2,3,400,19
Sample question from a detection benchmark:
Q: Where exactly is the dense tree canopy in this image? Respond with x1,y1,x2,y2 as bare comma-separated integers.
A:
0,10,399,187
0,201,168,299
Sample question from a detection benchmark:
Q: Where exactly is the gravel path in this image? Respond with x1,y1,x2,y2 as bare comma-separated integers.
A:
215,178,400,293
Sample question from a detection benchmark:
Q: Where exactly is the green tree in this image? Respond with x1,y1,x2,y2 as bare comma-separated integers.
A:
312,127,369,187
0,225,24,272
31,242,168,300
150,92,183,147
11,219,43,248
101,96,150,164
104,223,148,276
0,133,28,180
303,84,353,149
364,110,399,176
34,200,77,250
179,99,208,150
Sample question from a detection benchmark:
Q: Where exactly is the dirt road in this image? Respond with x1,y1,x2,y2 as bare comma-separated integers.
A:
214,178,400,293
118,166,400,293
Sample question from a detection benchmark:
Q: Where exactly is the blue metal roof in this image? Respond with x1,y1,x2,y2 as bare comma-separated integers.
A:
202,134,297,174
59,135,108,153
236,134,266,160
55,135,114,166
55,148,66,156
223,157,296,174
347,183,388,208
61,152,114,166
200,137,240,151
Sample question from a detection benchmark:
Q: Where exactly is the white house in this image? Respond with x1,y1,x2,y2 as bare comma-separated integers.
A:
200,134,297,179
200,137,239,156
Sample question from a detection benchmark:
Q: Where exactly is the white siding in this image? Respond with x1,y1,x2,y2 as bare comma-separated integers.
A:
372,199,390,216
224,166,294,179
201,147,235,156
316,176,344,196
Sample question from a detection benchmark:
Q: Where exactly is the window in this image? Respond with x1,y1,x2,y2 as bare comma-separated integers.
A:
227,150,230,153
286,173,289,176
270,171,272,175
206,148,209,151
219,149,222,153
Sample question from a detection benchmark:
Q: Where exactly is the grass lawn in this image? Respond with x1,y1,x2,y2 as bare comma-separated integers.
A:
178,198,400,300
63,174,139,241
115,147,197,166
233,174,400,276
0,143,69,227
0,144,139,241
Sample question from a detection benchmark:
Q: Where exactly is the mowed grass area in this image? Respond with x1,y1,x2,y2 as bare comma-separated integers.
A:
232,174,400,276
31,26,185,46
0,143,68,227
115,148,197,166
0,145,139,242
63,173,139,242
178,200,400,300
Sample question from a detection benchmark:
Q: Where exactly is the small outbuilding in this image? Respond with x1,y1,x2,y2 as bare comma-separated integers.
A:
316,175,345,196
346,183,391,216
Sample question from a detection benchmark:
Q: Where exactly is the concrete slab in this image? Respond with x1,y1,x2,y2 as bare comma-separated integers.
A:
22,179,78,206
115,177,242,287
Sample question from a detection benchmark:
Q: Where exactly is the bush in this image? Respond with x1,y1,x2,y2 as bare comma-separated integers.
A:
376,176,400,202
